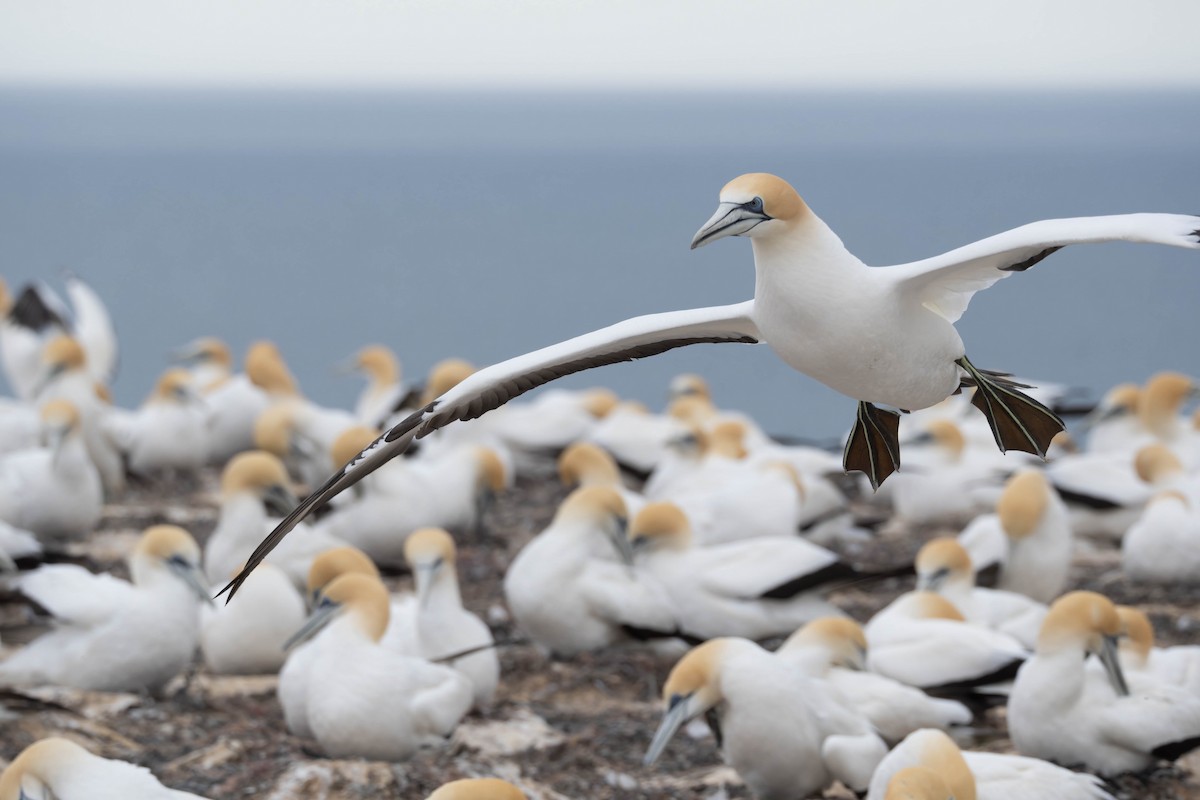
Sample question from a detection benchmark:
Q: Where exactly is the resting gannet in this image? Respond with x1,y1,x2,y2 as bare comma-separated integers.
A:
0,737,210,800
1122,489,1200,584
1114,606,1200,695
227,174,1200,597
200,560,305,675
105,368,209,476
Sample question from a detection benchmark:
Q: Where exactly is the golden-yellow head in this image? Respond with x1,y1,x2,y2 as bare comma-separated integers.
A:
629,502,691,552
997,469,1050,540
425,778,527,800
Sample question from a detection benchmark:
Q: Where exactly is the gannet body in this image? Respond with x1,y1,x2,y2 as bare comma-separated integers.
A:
106,368,209,475
0,525,209,692
1123,490,1200,583
585,400,689,475
777,618,972,743
228,175,1200,595
0,737,210,800
1008,592,1200,775
200,560,306,675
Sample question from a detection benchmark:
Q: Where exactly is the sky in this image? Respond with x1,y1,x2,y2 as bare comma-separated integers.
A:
2,0,1199,90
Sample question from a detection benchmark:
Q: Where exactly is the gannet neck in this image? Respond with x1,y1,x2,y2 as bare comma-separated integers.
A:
749,209,866,289
1139,371,1195,436
0,738,85,799
246,341,300,397
357,345,400,387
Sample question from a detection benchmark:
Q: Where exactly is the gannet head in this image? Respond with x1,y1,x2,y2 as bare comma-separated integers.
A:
149,368,197,406
245,341,299,396
895,730,977,800
330,425,380,468
1037,591,1128,695
0,737,96,800
285,572,390,649
644,638,732,765
474,446,510,494
307,545,380,607
1089,382,1140,426
554,486,631,563
915,538,974,593
580,388,619,418
691,173,809,249
1133,442,1183,485
629,502,692,554
352,344,400,385
425,778,527,800
925,419,966,461
884,767,956,800
667,395,716,426
558,442,621,488
220,450,298,515
252,405,297,459
405,527,457,607
38,399,81,448
668,373,711,402
780,617,868,670
173,336,232,368
131,524,210,603
36,336,86,392
709,420,749,460
1115,605,1153,670
1139,371,1197,435
421,358,476,405
997,469,1050,540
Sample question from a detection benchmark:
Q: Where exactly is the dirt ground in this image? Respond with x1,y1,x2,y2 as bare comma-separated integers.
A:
1,462,1198,799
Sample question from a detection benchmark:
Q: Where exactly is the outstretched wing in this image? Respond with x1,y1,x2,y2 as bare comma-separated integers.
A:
221,301,760,599
887,213,1200,323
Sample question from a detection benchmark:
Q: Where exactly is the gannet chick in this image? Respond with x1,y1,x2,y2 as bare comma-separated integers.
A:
200,560,305,675
0,737,210,799
106,368,209,476
629,502,843,640
645,637,885,799
916,538,1046,648
958,469,1071,603
205,451,345,585
0,400,101,541
503,486,679,655
865,591,1028,693
1122,489,1200,584
777,618,971,743
866,728,1114,800
345,344,407,427
1114,606,1200,696
404,528,498,709
1009,591,1200,774
425,778,527,800
288,572,473,760
0,525,209,692
228,174,1200,596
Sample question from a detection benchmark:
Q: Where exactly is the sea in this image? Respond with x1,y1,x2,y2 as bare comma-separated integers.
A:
0,88,1197,441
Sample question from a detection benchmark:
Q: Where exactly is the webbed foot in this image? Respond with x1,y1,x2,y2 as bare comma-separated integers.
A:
957,356,1064,457
843,401,901,491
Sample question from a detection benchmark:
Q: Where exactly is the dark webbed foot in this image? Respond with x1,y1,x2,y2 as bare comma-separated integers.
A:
956,356,1064,457
843,401,901,491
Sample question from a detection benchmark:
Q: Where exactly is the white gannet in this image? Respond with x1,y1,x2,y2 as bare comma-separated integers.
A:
199,560,306,675
343,344,409,427
187,339,272,465
628,502,844,640
483,387,618,465
0,525,209,692
62,275,119,387
1008,591,1200,775
287,572,473,760
777,618,972,743
1122,489,1200,584
105,368,209,476
0,737,210,800
1083,382,1142,454
0,400,102,541
173,335,234,392
958,469,1072,603
866,727,1115,800
227,173,1200,595
558,440,646,517
503,486,679,656
253,403,331,492
404,527,498,709
425,778,527,800
915,538,1046,648
1136,371,1198,451
1115,606,1200,696
584,399,689,475
644,637,886,799
886,419,1000,528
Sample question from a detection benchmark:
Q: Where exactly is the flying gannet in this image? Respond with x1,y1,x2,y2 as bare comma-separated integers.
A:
226,174,1199,598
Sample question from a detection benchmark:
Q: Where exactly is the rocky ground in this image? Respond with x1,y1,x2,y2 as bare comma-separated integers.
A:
0,462,1198,799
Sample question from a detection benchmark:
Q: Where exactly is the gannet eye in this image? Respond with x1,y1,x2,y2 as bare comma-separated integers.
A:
746,197,764,213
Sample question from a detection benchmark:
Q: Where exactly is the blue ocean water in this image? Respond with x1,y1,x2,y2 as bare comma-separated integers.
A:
0,89,1197,439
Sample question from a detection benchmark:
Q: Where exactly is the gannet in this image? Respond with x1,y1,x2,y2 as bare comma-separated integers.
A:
1083,382,1142,454
866,728,1115,800
181,339,271,464
584,399,689,475
0,525,209,692
644,637,886,799
286,572,473,760
0,400,102,540
1114,606,1200,695
777,618,971,743
887,420,1000,527
0,737,210,800
227,174,1200,596
957,469,1072,603
558,440,646,518
1008,591,1200,774
404,527,498,709
200,560,305,675
253,404,331,491
173,335,234,392
343,344,409,427
503,486,680,655
105,368,209,476
1122,489,1200,583
879,767,955,800
249,342,359,461
1137,371,1198,448
425,778,527,800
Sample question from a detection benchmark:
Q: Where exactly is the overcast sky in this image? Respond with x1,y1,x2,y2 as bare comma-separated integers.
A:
3,0,1198,90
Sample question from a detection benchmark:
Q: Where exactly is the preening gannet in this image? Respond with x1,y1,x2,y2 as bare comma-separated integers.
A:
1113,606,1200,695
0,737,210,800
227,174,1200,597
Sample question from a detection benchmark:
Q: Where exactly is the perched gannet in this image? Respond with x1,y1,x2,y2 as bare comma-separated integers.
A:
1114,606,1200,695
105,368,209,476
0,400,102,540
200,560,305,675
343,344,409,427
585,400,689,475
645,637,886,799
287,573,473,760
1122,489,1200,583
0,737,209,800
204,451,345,586
404,528,498,709
628,502,844,639
425,778,527,800
916,538,1046,648
958,470,1071,603
866,728,1115,800
1008,591,1200,774
503,486,679,655
777,618,972,743
1133,442,1197,498
0,525,209,692
865,591,1028,693
228,174,1200,595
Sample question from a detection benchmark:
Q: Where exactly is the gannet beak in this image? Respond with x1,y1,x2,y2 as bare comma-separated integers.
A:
917,568,949,592
284,599,341,650
644,694,695,766
609,516,634,566
333,356,358,376
1099,634,1130,697
690,201,770,250
168,556,214,605
416,560,441,608
169,341,205,364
